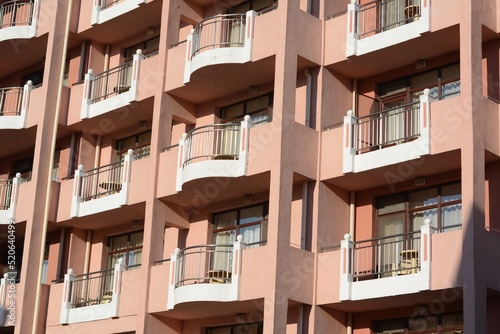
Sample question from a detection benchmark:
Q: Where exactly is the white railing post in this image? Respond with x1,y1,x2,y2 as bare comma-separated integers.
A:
230,235,245,300
167,248,180,310
176,134,187,191
70,165,85,217
111,258,126,314
419,88,433,152
81,70,96,119
420,0,430,31
7,173,23,221
91,0,102,25
129,49,145,101
239,115,252,174
31,0,41,32
339,233,353,301
343,110,356,173
346,0,359,57
243,10,257,62
419,219,434,288
59,268,76,324
120,149,136,203
0,273,8,325
183,30,195,83
19,80,34,126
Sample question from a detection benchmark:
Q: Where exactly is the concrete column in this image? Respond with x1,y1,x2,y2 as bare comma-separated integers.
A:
459,0,488,332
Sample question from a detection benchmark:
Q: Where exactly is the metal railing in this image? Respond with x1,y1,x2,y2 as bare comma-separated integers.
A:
69,268,115,308
175,244,233,287
78,161,124,202
90,61,133,103
351,231,421,280
0,87,23,116
99,0,124,10
191,13,247,59
182,123,241,167
357,0,420,38
0,0,34,28
0,179,13,210
355,101,420,153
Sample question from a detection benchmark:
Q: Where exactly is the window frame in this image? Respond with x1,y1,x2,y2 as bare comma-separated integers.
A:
212,202,269,247
115,130,152,161
106,230,144,269
375,311,463,334
376,182,462,235
206,321,263,334
219,92,273,124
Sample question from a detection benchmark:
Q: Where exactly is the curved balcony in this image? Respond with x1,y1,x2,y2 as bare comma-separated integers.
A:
0,0,39,41
0,82,34,129
176,116,252,191
167,236,245,309
184,11,257,83
91,0,145,25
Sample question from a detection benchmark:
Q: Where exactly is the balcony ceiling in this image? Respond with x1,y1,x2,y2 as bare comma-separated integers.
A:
157,299,265,320
0,34,48,80
0,128,37,160
77,0,163,45
168,57,276,104
328,26,460,79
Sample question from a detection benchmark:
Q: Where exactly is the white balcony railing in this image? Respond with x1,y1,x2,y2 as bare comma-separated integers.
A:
340,220,434,301
60,259,126,324
346,0,430,56
184,10,257,83
91,0,144,25
81,50,145,119
0,0,34,28
0,174,24,224
343,89,433,173
0,82,34,129
176,116,252,191
70,150,135,217
167,235,245,309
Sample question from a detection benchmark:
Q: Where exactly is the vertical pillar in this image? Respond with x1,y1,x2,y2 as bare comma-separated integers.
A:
343,110,356,173
418,219,434,290
80,70,96,119
129,49,145,101
339,234,353,301
70,165,85,217
239,115,252,174
167,248,179,310
230,235,245,300
175,133,187,191
59,269,75,324
346,0,359,57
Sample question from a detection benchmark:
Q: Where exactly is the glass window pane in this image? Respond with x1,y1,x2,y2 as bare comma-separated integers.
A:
410,209,438,231
207,327,231,334
408,315,438,330
378,212,405,237
409,188,438,209
442,63,460,81
214,211,238,229
239,224,262,245
239,205,264,225
128,249,142,266
378,194,405,215
441,183,461,202
246,95,270,114
109,235,128,251
410,70,438,90
221,103,245,120
235,323,260,334
441,313,463,327
130,231,144,247
213,230,236,245
441,203,462,230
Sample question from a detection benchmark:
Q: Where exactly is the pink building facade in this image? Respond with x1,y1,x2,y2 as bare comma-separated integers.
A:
0,0,499,333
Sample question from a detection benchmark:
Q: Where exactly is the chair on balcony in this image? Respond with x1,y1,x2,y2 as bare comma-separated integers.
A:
206,269,231,284
398,249,418,275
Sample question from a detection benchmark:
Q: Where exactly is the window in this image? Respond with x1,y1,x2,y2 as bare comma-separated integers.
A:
124,37,160,61
377,182,462,238
106,231,143,269
220,93,273,124
213,203,268,247
206,322,263,334
116,130,151,161
227,0,276,13
23,69,43,87
375,312,463,334
13,156,33,181
52,148,60,181
378,62,460,106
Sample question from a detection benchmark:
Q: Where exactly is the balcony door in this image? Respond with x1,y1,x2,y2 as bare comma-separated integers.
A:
381,0,405,32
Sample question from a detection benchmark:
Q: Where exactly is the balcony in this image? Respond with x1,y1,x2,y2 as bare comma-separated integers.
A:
0,82,34,129
343,89,432,173
80,50,145,119
346,0,430,57
176,116,252,191
91,0,145,25
339,221,434,301
0,0,40,41
59,259,126,324
70,150,135,217
167,236,245,309
0,174,24,224
184,10,257,83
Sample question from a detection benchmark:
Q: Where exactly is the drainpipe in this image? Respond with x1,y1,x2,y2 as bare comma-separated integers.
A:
349,191,355,237
32,0,73,332
298,304,304,334
306,0,312,14
83,230,92,274
78,41,86,82
347,312,353,334
56,228,65,282
94,134,102,169
301,182,309,249
352,79,358,117
304,68,312,128
104,43,110,71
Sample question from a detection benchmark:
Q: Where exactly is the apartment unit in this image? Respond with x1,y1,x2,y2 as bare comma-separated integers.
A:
1,0,500,333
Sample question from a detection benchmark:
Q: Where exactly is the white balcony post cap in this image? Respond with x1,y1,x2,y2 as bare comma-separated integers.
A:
118,257,124,264
26,80,33,85
423,88,430,96
15,173,21,178
78,164,84,170
344,233,351,241
174,248,180,254
87,69,94,74
181,133,187,139
67,268,73,275
127,149,134,155
237,234,243,242
3,273,8,279
351,0,358,4
244,115,251,122
347,110,353,117
136,49,143,55
424,218,431,226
